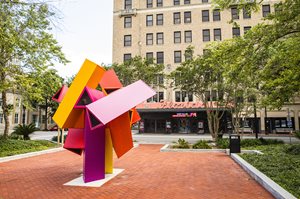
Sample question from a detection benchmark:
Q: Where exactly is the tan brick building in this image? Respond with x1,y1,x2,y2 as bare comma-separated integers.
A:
113,0,300,134
0,93,55,134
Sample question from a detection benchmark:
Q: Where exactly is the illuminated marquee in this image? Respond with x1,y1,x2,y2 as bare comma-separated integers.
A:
172,113,197,118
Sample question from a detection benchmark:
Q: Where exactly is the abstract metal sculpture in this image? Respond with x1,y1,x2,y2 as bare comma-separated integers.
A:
52,59,155,183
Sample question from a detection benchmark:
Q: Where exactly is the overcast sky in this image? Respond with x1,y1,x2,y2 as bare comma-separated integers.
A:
50,0,113,79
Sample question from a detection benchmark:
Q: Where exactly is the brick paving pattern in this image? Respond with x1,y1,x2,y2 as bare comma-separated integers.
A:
0,144,273,199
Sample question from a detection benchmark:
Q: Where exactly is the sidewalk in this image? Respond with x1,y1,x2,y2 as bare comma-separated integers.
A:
0,145,273,199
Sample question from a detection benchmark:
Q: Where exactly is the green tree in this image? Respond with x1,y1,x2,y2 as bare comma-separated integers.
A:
170,46,230,140
29,69,63,130
214,0,300,108
111,56,164,86
0,1,68,137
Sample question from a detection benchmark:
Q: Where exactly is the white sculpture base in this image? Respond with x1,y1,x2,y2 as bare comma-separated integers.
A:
64,168,124,187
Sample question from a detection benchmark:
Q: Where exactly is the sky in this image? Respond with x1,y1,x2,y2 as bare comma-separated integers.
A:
50,0,113,79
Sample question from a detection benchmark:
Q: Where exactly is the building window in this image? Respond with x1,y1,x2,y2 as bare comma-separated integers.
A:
202,10,209,22
124,35,132,46
146,52,154,63
213,9,221,21
174,0,180,5
158,74,164,84
173,12,181,24
146,15,153,26
232,27,240,37
147,0,153,8
146,33,153,45
244,26,251,34
174,51,182,63
184,11,191,23
156,32,164,45
174,31,181,43
214,28,221,41
124,17,132,28
205,90,218,101
124,35,132,47
147,92,164,102
184,30,192,43
0,113,3,123
175,91,181,102
157,52,164,64
123,54,132,62
203,29,210,42
157,0,163,7
156,14,163,25
262,5,270,17
243,8,251,19
158,92,164,102
202,0,208,3
231,7,239,20
175,91,193,102
14,113,19,124
124,0,132,9
15,98,21,108
184,0,190,4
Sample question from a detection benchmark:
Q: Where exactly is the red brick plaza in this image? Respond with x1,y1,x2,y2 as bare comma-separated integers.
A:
0,145,273,199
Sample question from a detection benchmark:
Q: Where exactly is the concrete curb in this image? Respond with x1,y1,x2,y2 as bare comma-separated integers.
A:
160,144,226,152
231,153,297,199
0,147,65,163
160,145,263,154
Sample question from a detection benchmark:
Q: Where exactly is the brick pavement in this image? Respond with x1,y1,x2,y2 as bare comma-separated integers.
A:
0,144,274,199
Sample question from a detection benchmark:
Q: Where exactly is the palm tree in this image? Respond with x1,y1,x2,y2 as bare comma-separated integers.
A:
13,123,37,140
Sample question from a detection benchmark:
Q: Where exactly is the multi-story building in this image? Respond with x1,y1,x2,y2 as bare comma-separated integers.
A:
113,0,300,134
0,93,55,134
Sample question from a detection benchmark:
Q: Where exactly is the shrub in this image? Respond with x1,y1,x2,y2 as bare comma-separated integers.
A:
241,138,283,147
258,138,284,145
9,133,23,140
240,139,262,147
294,131,300,140
0,139,56,157
216,138,229,149
172,138,190,149
13,123,37,140
51,134,67,143
285,144,300,155
192,140,212,149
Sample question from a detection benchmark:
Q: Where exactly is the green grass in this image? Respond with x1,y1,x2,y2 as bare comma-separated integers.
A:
0,139,57,157
240,144,300,198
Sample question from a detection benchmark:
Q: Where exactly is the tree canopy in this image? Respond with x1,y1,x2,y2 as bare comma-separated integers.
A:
111,56,164,86
172,0,300,137
0,1,68,136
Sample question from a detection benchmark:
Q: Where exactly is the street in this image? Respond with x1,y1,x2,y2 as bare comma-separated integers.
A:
30,130,300,144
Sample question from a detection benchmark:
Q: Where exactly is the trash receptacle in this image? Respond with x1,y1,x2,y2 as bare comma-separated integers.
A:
229,134,241,153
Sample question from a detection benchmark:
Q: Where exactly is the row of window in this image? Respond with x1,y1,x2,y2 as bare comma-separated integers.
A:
0,113,19,124
124,50,192,64
145,90,231,103
125,0,209,10
124,26,251,47
146,91,194,103
123,5,271,28
147,92,164,102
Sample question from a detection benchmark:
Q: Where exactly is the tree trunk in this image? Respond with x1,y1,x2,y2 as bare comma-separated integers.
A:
207,111,214,140
2,90,10,138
